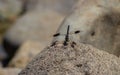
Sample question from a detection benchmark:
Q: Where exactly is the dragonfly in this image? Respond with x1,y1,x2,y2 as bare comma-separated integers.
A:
52,25,81,46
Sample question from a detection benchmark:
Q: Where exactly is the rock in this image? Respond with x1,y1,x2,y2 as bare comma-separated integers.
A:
2,0,78,66
8,41,45,68
19,0,39,15
0,0,22,21
0,0,78,21
53,0,120,56
34,0,78,14
19,42,120,75
2,10,64,66
3,0,78,46
0,68,21,75
4,10,64,46
20,0,78,15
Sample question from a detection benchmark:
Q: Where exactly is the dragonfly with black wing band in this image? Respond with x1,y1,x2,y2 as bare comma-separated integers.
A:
52,25,81,46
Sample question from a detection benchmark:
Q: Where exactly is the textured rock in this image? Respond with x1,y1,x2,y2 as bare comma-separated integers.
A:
0,0,22,20
8,41,45,68
53,0,120,56
0,68,21,75
19,42,120,75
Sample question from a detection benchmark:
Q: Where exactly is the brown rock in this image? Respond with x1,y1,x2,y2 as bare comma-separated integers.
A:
19,42,120,75
0,68,21,75
53,0,120,56
8,41,45,68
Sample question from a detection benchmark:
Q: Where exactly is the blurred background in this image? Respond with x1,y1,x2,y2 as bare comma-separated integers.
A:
0,0,78,70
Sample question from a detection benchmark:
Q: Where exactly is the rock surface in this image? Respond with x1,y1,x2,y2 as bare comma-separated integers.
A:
53,0,120,56
19,42,120,75
8,41,45,68
0,68,21,75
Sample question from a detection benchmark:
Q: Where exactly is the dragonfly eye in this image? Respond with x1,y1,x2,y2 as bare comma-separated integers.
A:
74,30,80,34
53,33,60,37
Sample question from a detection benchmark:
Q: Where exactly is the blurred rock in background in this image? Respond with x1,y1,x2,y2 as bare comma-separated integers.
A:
4,10,64,47
0,68,21,75
0,45,7,61
0,0,22,21
0,21,13,42
2,10,64,66
8,41,45,68
53,0,120,56
0,0,23,65
1,0,78,67
20,0,78,15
